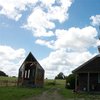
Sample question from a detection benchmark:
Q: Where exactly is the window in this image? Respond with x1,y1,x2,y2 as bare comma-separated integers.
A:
24,70,27,78
98,73,100,83
28,70,30,78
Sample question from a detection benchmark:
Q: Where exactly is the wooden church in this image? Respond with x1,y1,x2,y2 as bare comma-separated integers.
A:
17,52,44,87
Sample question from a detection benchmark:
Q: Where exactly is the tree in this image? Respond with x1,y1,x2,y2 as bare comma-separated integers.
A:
0,70,8,77
65,73,75,89
55,72,65,79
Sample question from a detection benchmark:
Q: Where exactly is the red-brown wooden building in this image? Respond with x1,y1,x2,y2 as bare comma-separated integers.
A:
72,55,100,92
17,52,44,87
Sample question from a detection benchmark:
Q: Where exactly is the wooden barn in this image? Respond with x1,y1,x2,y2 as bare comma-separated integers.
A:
72,54,100,92
17,52,44,87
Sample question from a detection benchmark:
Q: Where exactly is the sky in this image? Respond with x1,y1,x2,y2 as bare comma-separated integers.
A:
0,0,100,79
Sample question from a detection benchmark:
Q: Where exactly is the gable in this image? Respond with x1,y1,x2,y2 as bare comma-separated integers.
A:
24,52,37,62
20,52,44,71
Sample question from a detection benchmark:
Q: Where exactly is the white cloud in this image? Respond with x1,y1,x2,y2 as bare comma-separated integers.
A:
35,39,54,48
54,26,98,51
47,0,72,23
90,15,100,26
0,45,26,76
40,49,96,79
40,0,55,6
23,7,55,37
38,26,98,79
23,0,73,37
0,0,38,21
0,0,73,36
36,26,98,51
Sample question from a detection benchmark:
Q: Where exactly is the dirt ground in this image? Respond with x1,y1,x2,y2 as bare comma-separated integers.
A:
23,88,66,100
22,88,94,100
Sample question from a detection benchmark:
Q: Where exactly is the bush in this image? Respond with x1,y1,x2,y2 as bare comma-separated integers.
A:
65,74,75,89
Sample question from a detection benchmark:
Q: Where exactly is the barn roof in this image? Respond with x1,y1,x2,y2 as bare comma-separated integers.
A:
20,52,44,71
72,54,100,73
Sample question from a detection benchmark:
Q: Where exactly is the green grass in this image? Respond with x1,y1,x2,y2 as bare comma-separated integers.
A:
0,76,17,87
1,78,100,100
44,79,66,87
59,88,74,98
0,77,55,100
59,87,100,99
0,76,17,81
45,79,100,99
0,86,46,100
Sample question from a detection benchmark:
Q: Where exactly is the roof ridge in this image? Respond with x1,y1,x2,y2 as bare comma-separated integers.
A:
72,54,100,73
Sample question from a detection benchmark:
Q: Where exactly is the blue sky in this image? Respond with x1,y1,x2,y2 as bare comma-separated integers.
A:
0,0,100,79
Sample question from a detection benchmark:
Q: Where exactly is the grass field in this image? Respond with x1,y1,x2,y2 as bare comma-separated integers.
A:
45,79,100,100
0,77,100,100
0,76,17,81
0,76,17,87
59,89,100,100
0,87,47,100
